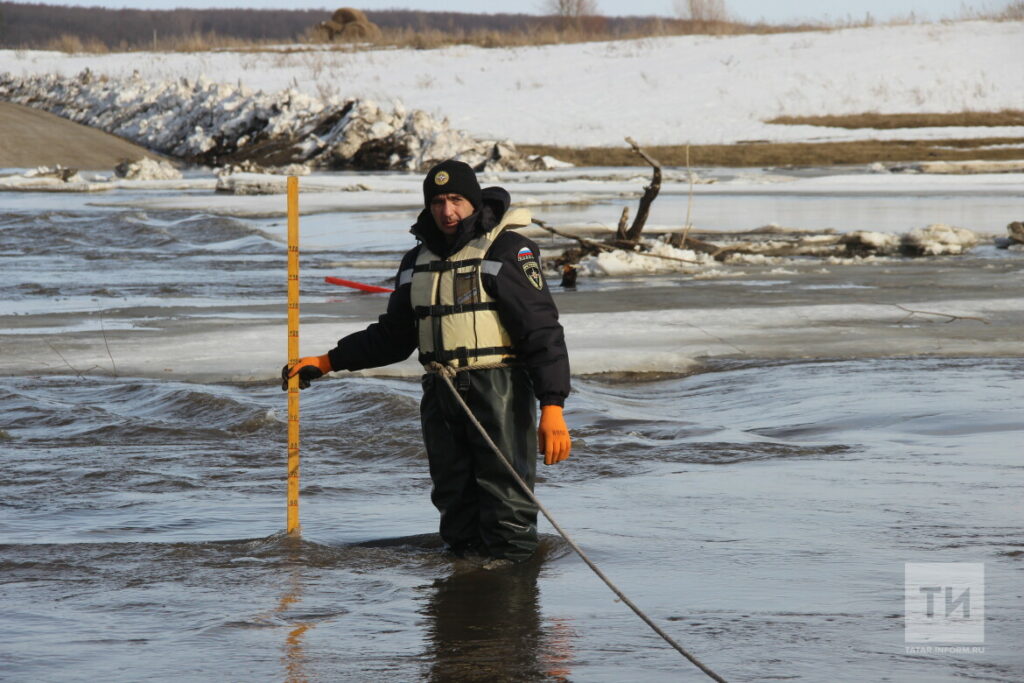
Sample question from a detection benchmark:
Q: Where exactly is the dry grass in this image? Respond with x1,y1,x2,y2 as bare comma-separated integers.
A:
769,111,1024,129
330,19,831,51
521,137,1024,168
43,34,110,54
154,32,274,52
959,0,1024,21
38,16,858,54
43,31,284,54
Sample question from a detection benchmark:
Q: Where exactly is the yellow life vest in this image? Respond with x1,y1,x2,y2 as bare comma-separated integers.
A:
407,208,532,369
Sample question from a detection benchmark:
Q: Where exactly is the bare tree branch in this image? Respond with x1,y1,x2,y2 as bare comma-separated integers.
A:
681,143,694,244
615,206,630,240
532,217,617,252
97,308,119,377
624,136,662,241
541,0,600,31
48,343,88,378
674,0,730,22
889,304,990,325
532,218,702,264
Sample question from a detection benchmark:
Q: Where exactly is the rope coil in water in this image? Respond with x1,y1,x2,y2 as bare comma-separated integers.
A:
428,363,728,683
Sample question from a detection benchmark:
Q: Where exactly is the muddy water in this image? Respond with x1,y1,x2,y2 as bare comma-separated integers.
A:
1,358,1022,681
1,182,1023,681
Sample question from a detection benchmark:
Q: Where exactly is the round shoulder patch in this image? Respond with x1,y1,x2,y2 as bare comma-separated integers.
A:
434,171,449,186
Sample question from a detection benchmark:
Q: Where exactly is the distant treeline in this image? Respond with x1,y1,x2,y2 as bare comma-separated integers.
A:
1,3,315,47
0,3,680,49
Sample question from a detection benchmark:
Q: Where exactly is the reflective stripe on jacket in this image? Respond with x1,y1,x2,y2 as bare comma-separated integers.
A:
409,208,532,369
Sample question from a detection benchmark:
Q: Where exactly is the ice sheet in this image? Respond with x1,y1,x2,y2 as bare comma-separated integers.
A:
7,297,1021,382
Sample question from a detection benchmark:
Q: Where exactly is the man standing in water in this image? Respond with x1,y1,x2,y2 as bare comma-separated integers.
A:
283,160,571,566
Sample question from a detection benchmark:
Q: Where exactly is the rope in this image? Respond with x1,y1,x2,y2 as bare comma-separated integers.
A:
427,362,729,683
435,359,512,372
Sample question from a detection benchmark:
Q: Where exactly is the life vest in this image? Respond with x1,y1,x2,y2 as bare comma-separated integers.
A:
407,208,532,370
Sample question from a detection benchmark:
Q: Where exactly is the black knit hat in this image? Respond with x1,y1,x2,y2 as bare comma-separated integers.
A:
423,160,482,210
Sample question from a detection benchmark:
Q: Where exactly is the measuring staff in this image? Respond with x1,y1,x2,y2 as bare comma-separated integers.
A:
283,159,571,566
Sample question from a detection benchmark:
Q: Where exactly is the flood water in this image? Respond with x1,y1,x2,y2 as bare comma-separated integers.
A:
1,171,1022,681
2,359,1022,682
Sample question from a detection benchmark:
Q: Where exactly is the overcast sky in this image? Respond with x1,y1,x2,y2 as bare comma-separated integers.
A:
21,0,1010,23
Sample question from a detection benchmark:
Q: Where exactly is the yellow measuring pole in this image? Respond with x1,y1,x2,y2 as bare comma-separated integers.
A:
286,176,301,535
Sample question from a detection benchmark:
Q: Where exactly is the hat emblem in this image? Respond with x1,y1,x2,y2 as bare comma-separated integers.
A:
435,171,450,186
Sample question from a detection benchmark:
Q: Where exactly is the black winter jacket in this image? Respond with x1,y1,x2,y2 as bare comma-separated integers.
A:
327,186,571,407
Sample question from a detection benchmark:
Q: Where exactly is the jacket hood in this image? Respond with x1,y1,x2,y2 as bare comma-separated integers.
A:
412,186,511,258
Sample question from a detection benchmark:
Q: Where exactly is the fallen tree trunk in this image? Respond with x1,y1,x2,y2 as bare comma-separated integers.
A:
532,218,702,266
621,136,662,242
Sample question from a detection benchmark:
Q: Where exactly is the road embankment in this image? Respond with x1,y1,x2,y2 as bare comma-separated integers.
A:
0,101,160,170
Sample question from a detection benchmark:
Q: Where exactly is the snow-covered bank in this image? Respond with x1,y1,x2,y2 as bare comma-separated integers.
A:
0,72,558,172
2,21,1021,148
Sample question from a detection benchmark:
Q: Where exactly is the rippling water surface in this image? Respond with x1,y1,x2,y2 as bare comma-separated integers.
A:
2,358,1021,682
2,184,1022,681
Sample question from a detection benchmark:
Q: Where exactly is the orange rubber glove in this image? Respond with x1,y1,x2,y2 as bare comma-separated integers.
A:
538,404,571,466
281,354,332,390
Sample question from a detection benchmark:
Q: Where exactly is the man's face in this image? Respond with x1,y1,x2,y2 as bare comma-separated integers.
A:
430,193,474,236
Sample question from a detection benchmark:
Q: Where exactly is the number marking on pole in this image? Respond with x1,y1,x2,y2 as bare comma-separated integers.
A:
286,176,301,536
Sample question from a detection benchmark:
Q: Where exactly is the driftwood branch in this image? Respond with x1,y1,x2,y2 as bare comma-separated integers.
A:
97,309,118,377
624,136,662,242
681,144,694,244
616,206,630,240
889,304,990,325
532,218,702,265
636,250,703,265
532,218,617,252
47,343,100,378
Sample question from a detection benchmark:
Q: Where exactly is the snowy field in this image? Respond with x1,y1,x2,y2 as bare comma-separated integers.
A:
2,20,1022,148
